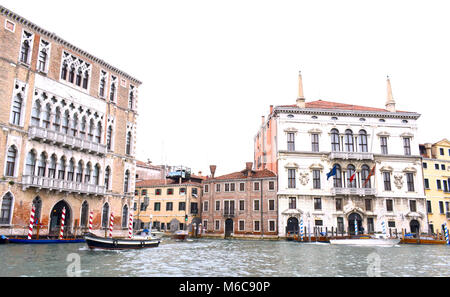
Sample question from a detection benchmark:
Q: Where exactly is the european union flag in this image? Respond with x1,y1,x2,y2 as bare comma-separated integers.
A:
327,166,337,180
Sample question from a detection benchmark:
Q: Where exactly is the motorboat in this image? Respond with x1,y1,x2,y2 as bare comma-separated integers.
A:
172,230,189,241
84,233,160,250
330,234,400,247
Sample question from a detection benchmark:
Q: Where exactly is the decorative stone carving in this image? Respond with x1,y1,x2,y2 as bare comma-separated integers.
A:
394,174,403,189
299,172,309,186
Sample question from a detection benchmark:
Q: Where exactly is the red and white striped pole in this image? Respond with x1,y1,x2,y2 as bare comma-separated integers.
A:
128,212,134,239
59,207,66,240
27,205,36,240
108,212,114,238
88,211,94,233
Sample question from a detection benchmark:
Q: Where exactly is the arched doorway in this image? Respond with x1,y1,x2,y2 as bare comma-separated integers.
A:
348,213,363,235
49,200,71,236
410,220,420,235
286,217,299,235
225,219,234,238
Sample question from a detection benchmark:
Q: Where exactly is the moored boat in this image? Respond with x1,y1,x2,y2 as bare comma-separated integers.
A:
84,233,160,250
172,230,189,241
330,235,400,247
8,238,85,244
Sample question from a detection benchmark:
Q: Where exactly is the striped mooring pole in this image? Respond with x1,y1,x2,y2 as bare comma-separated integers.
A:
381,221,387,238
59,207,66,240
128,212,133,239
27,205,36,240
444,223,449,245
300,217,304,241
108,212,114,238
354,219,358,236
88,211,93,233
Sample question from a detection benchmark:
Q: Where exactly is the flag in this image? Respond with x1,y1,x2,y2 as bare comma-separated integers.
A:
363,165,376,187
350,172,356,183
327,166,337,180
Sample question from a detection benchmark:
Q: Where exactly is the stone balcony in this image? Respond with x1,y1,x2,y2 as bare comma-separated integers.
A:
329,151,374,161
28,126,107,156
22,175,106,196
331,187,377,196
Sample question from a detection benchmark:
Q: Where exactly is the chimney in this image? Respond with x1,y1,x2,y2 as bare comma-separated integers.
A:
296,71,306,108
210,165,216,179
261,116,265,125
198,171,202,176
246,162,253,177
270,105,274,114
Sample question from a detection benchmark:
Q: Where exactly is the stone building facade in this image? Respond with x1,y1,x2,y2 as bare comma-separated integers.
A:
254,73,427,237
0,6,141,237
201,163,278,239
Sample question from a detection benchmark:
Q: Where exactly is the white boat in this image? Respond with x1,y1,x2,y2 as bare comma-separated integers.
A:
330,235,400,247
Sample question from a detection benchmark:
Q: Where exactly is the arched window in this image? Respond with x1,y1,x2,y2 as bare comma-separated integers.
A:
68,65,75,83
5,146,17,177
67,159,75,181
128,91,134,110
126,132,132,155
333,164,342,188
359,130,368,153
95,122,102,144
58,157,66,180
32,197,42,223
62,110,70,134
53,107,61,131
76,161,83,183
80,201,89,228
75,69,82,87
31,100,41,127
25,151,37,176
85,163,92,184
347,165,356,188
11,94,23,126
80,116,87,139
104,166,111,190
331,129,340,152
82,71,89,90
71,114,78,137
122,205,129,228
110,82,116,102
61,62,68,80
0,193,13,224
37,153,47,177
48,154,57,179
102,203,109,229
124,170,130,193
361,165,371,188
88,119,95,141
106,126,113,150
345,130,354,152
20,40,30,63
93,164,100,186
99,77,106,97
42,104,51,128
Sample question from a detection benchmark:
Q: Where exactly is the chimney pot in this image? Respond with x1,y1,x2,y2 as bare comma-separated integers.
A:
210,165,217,178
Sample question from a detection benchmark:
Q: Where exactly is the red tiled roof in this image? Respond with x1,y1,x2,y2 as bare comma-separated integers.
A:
207,169,276,181
279,100,410,113
136,179,202,188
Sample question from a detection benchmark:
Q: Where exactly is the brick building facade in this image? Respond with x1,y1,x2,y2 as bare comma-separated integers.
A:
201,163,278,239
0,6,141,237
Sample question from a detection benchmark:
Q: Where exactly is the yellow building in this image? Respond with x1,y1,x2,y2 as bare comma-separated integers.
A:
134,175,204,233
420,139,450,234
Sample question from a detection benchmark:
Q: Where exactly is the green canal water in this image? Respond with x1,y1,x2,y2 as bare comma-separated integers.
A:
0,239,449,277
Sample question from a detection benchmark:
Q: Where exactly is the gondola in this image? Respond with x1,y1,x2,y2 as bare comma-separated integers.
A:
84,233,160,250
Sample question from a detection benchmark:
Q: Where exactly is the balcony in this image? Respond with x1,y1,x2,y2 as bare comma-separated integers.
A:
22,175,106,196
28,126,107,156
223,210,235,218
331,187,377,196
329,152,374,161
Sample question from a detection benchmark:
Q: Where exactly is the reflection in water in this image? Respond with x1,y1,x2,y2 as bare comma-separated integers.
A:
0,239,449,277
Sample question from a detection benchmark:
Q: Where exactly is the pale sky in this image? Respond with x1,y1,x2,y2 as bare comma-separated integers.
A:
3,0,450,176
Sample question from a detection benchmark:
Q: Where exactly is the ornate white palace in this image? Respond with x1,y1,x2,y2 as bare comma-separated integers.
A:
254,73,427,237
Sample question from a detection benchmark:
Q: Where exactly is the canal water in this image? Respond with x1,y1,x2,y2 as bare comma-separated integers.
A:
0,239,449,277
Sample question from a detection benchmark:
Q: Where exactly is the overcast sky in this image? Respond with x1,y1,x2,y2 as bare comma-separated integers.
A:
3,0,450,176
